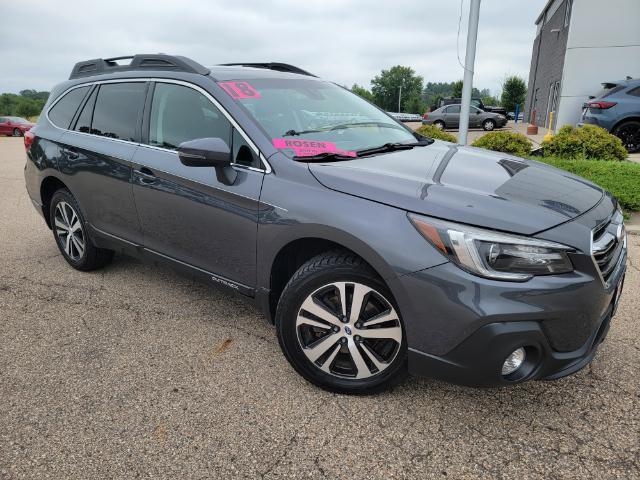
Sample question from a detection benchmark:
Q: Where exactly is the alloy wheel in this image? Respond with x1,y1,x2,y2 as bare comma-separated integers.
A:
616,124,640,152
13,128,22,137
54,201,85,261
296,282,402,379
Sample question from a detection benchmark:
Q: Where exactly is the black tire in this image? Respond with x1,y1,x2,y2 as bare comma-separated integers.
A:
482,119,496,131
433,120,445,130
13,128,22,137
49,189,114,271
276,250,407,394
613,121,640,153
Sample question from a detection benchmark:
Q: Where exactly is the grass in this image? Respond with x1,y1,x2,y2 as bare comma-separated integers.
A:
534,156,640,213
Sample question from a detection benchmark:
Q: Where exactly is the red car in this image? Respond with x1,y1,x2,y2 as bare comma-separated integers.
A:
0,116,35,136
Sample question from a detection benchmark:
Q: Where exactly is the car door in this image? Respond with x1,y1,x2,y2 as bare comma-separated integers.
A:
444,105,461,128
469,107,482,128
131,81,265,289
57,81,145,244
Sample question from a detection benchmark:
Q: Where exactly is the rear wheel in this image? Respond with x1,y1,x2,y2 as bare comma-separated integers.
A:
613,121,640,153
433,120,445,130
276,250,407,394
50,189,114,271
483,119,496,131
13,128,22,137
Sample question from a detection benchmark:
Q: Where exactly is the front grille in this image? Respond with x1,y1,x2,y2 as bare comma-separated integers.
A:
592,211,625,283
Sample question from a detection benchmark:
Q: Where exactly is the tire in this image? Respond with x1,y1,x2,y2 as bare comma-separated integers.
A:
613,121,640,153
13,128,22,137
49,189,114,271
276,250,407,394
482,119,496,131
433,120,445,130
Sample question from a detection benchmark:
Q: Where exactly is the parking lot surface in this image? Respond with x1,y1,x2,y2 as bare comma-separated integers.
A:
1,137,639,479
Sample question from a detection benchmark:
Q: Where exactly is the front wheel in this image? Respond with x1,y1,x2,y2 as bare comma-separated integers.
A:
276,250,407,394
13,128,22,137
482,119,496,131
613,121,640,153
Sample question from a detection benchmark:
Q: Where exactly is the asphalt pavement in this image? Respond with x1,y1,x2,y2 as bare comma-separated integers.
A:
1,137,638,479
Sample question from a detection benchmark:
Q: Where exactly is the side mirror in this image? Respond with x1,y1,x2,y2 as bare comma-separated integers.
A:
177,137,237,185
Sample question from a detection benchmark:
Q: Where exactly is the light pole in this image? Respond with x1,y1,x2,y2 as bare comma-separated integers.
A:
459,0,481,145
398,84,403,113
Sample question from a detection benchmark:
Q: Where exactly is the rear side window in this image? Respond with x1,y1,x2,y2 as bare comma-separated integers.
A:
74,87,97,134
627,87,640,97
91,82,146,141
148,82,231,150
446,105,461,114
48,86,90,129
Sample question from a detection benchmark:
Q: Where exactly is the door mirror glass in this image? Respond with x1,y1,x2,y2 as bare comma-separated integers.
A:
178,137,231,167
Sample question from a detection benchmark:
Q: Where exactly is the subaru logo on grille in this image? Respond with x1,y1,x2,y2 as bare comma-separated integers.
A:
344,326,352,335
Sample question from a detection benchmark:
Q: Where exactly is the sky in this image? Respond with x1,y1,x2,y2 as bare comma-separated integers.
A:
0,0,546,96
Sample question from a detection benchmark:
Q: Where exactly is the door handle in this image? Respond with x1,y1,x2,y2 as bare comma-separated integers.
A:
62,147,79,160
135,167,157,184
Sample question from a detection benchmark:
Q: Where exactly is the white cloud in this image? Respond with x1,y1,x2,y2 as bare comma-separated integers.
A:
0,0,546,95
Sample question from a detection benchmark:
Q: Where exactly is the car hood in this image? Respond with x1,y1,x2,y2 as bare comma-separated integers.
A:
308,141,604,235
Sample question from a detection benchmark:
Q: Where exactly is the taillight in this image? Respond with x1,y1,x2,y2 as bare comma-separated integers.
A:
587,101,617,109
24,130,35,151
423,113,429,119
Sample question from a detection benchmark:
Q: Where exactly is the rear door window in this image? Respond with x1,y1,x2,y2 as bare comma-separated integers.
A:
91,82,146,141
48,86,90,129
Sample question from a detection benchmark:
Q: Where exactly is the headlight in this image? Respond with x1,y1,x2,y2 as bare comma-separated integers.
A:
408,214,574,281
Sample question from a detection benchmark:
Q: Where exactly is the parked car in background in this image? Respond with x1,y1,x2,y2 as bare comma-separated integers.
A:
579,78,640,152
0,116,35,136
387,112,422,122
507,112,524,121
439,97,507,117
422,104,507,131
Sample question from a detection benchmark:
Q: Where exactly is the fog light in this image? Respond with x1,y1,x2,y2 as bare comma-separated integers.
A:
502,348,526,376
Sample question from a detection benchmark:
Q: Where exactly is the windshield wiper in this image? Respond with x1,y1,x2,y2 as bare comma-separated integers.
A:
283,121,405,137
292,152,356,162
356,140,431,157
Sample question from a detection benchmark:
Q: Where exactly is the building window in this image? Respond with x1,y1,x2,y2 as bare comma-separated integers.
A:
564,0,572,28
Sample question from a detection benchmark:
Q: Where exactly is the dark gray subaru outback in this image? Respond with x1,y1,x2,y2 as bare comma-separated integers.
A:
24,55,627,394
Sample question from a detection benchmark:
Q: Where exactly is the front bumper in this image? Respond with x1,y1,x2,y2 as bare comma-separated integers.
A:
388,229,627,387
408,297,619,387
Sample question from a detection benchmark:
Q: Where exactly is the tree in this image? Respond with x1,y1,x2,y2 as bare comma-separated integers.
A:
501,76,527,113
351,84,375,103
481,95,500,107
405,95,425,114
452,80,464,98
371,66,423,112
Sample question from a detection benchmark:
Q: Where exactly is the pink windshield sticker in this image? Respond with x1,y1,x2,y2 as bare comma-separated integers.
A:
218,81,261,99
273,139,357,157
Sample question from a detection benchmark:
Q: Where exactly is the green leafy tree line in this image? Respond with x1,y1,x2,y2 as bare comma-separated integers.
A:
351,70,509,115
0,89,49,118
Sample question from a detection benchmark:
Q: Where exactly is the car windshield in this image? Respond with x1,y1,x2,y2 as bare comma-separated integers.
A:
9,117,28,124
218,78,418,157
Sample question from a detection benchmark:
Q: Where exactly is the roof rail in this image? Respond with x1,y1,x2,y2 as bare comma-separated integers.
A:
69,54,210,80
219,62,317,77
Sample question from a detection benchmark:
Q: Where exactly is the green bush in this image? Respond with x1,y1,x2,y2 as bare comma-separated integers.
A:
542,124,627,161
471,131,532,158
416,124,457,143
535,157,640,212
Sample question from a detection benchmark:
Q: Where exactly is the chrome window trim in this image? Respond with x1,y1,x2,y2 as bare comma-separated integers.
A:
45,78,272,174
